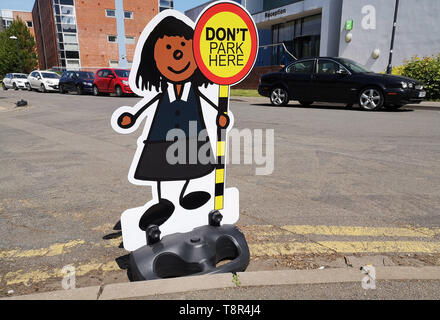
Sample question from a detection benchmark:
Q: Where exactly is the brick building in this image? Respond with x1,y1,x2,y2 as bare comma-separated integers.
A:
0,9,35,36
32,0,171,70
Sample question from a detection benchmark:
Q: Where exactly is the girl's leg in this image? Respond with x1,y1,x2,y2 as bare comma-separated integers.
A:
138,181,175,230
179,179,211,210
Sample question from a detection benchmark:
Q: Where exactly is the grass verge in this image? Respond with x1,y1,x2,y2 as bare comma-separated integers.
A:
230,89,260,97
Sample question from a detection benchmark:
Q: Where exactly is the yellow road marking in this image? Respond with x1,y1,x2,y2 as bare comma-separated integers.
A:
1,225,439,261
281,225,437,238
3,239,440,285
250,240,440,257
6,240,440,285
250,242,332,256
0,240,85,259
319,241,440,253
3,260,120,286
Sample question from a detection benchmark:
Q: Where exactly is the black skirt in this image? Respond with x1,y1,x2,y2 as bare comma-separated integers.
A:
134,139,216,181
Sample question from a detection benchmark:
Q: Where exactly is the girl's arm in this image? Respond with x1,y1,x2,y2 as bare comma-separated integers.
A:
117,93,163,129
195,87,230,130
195,87,218,111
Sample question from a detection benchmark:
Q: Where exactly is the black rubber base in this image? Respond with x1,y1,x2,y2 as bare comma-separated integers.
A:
129,224,250,281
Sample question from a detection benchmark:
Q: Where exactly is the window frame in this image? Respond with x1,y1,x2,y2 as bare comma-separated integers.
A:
124,11,133,19
286,59,316,75
317,59,351,75
125,36,135,44
107,35,118,43
105,9,116,17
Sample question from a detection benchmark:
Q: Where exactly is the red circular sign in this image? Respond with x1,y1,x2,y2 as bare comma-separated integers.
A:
193,2,258,86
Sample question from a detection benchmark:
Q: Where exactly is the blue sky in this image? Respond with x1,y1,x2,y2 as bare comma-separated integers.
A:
0,0,209,13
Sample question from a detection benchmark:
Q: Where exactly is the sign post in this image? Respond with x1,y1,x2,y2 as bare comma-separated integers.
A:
193,1,258,211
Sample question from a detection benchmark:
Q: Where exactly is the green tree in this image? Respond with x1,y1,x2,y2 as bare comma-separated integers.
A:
0,18,38,78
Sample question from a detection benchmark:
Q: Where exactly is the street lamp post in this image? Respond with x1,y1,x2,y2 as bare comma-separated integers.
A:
386,0,400,74
9,35,23,73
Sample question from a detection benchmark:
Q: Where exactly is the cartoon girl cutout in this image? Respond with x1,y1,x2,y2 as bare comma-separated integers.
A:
111,11,231,236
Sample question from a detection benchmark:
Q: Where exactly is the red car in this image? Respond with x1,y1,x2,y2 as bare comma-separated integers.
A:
93,68,133,96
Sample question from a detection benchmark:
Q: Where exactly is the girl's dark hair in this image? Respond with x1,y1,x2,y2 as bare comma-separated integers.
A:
135,16,211,92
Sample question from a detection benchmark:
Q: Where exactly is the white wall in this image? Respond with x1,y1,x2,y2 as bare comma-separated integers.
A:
339,0,440,72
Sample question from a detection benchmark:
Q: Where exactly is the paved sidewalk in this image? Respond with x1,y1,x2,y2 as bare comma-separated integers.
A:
3,266,440,300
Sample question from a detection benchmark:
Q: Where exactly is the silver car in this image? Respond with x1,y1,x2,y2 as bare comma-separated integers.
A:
2,73,29,90
27,70,60,92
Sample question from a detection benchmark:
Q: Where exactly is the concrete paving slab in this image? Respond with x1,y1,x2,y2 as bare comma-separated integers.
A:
98,273,235,300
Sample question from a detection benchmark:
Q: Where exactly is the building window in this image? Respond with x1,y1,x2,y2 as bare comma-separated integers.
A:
66,59,80,69
126,36,135,44
124,11,133,19
60,5,74,15
63,33,78,43
26,21,33,28
106,9,116,17
109,60,119,68
61,15,75,24
60,0,74,5
159,0,173,12
270,13,321,64
108,35,117,43
2,19,13,29
64,43,78,50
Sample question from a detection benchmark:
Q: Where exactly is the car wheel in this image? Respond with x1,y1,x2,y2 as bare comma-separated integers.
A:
40,84,47,93
13,83,18,90
299,100,313,107
93,85,100,96
359,87,384,111
115,85,123,97
270,87,289,106
2,83,7,91
59,84,65,94
27,83,32,91
76,85,83,95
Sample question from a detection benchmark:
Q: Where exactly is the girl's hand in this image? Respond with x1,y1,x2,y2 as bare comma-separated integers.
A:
118,112,135,129
217,113,230,129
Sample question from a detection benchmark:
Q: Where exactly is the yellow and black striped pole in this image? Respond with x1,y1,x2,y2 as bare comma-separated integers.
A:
214,84,230,211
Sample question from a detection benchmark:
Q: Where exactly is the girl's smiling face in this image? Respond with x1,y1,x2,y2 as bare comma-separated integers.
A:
154,36,197,83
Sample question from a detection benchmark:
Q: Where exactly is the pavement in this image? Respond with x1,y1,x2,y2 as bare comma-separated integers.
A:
1,89,440,299
3,266,440,300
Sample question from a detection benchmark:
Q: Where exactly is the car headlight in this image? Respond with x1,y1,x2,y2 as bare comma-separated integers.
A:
122,80,129,85
401,81,408,89
83,82,92,86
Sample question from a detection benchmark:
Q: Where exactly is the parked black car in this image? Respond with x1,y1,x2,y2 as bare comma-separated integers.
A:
59,71,95,95
258,57,426,110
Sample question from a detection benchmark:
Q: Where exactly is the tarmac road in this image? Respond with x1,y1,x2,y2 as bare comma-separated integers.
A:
0,89,440,297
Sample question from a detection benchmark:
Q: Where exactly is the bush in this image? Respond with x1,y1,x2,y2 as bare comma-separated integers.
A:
391,65,405,76
398,54,440,100
0,18,37,79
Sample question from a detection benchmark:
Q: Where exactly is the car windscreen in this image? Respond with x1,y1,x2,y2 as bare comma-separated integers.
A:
76,72,94,79
13,74,27,79
41,72,60,79
339,59,370,73
114,69,130,78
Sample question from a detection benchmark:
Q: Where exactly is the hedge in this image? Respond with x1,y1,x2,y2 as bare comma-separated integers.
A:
392,54,440,100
